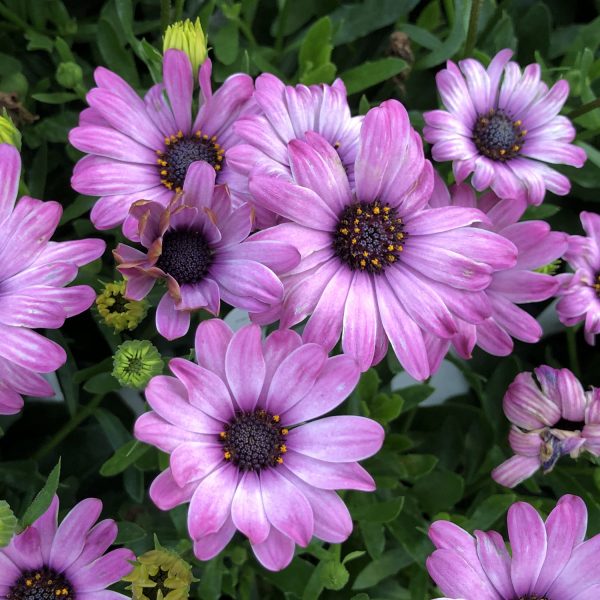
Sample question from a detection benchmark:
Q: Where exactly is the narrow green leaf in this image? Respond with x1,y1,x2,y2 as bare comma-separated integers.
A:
100,440,150,477
21,459,61,528
341,58,407,95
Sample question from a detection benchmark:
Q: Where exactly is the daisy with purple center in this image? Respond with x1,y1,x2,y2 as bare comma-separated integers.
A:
492,365,600,488
0,495,134,600
227,74,362,227
70,49,253,236
134,319,384,571
247,100,517,379
423,48,586,205
114,161,299,340
556,211,600,345
429,176,567,358
427,494,600,600
0,144,105,415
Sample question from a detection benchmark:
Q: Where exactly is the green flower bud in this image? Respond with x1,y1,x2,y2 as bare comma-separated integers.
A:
123,539,196,600
163,18,208,75
0,109,21,149
535,259,561,276
112,340,164,390
96,280,148,333
56,61,83,90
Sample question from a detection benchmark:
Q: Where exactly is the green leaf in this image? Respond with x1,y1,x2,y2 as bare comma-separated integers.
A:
0,501,17,547
365,392,404,424
301,62,337,85
467,493,517,530
356,369,381,402
59,196,95,225
353,497,405,523
31,92,79,104
299,17,333,81
213,19,240,65
392,454,438,481
100,440,150,477
97,18,140,86
399,384,435,413
115,520,147,544
413,470,464,514
21,459,61,528
340,58,408,95
83,372,120,394
352,548,412,589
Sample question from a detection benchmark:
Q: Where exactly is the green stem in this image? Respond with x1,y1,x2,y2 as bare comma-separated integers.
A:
33,395,104,461
569,97,600,120
443,0,455,28
174,0,185,21
464,0,482,57
160,0,172,32
566,327,581,379
274,0,289,56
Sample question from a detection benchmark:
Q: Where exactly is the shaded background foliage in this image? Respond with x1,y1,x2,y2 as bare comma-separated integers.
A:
1,0,600,598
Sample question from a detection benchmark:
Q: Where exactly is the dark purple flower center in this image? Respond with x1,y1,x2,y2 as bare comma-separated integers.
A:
473,109,526,161
7,568,74,600
157,130,224,192
333,201,405,274
156,229,213,285
220,410,288,472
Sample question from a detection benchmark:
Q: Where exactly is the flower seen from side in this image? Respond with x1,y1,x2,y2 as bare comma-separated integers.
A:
247,100,517,379
163,18,208,76
492,365,600,488
70,48,253,236
114,161,299,340
428,175,567,358
134,319,384,571
0,143,105,415
556,211,600,345
427,494,600,600
0,495,134,600
228,73,362,227
423,48,586,205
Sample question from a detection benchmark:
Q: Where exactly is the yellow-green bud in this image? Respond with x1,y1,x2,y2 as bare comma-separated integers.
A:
96,280,148,333
0,109,21,150
112,340,164,390
163,18,208,75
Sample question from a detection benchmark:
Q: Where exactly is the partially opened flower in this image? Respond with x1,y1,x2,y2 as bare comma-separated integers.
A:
0,143,105,415
0,495,134,599
424,48,586,204
556,211,600,345
492,365,600,488
134,320,384,571
247,100,517,379
427,494,600,600
227,73,362,227
429,176,567,357
114,161,299,340
70,49,253,235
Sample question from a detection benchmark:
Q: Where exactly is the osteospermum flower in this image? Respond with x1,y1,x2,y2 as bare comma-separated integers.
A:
247,100,517,379
492,365,600,488
427,494,600,600
0,144,105,415
429,176,567,357
114,161,299,340
134,320,384,571
0,495,134,600
227,73,362,227
423,49,586,205
69,48,253,235
556,211,600,345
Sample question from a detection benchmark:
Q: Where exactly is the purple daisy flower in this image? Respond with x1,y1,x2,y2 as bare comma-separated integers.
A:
227,74,362,227
0,495,134,600
556,211,600,345
134,319,383,571
0,144,105,415
427,494,600,600
70,49,253,236
246,100,517,379
423,49,586,205
492,365,600,488
114,161,299,340
429,176,567,357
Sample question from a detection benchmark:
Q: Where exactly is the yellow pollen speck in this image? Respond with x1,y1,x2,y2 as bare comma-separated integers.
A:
396,245,403,252
387,244,395,251
383,206,390,213
387,255,396,262
340,228,349,235
360,259,366,267
396,233,403,239
389,226,395,232
356,208,363,215
175,186,182,193
177,130,183,138
363,251,369,257
26,580,33,587
281,428,288,435
155,150,163,156
217,155,223,161
160,170,167,176
512,144,520,152
272,415,280,422
371,258,380,266
514,119,522,127
354,227,360,233
224,451,231,460
215,165,221,171
521,129,527,136
55,592,61,597
499,149,506,156
351,238,357,245
203,134,209,140
280,444,287,453
164,138,171,145
276,457,284,464
373,206,380,214
219,431,227,439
